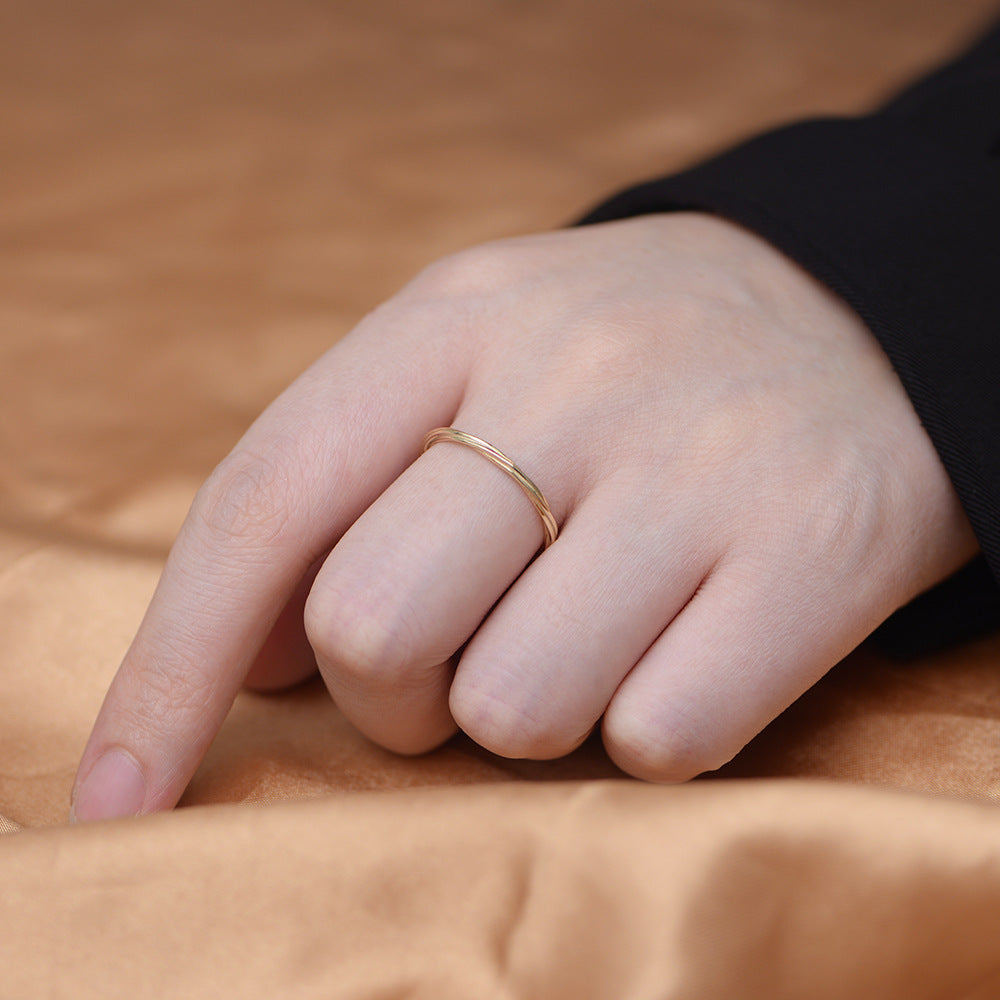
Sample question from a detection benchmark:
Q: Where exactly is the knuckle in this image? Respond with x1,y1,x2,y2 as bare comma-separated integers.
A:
811,459,885,557
450,682,581,760
765,445,887,570
603,702,725,783
303,587,416,689
192,451,297,549
562,320,651,391
451,688,530,758
407,241,520,300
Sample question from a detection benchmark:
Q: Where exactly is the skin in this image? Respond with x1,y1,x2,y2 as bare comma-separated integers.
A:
70,213,978,821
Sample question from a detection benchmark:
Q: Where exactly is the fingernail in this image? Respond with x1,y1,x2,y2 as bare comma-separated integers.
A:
69,749,147,823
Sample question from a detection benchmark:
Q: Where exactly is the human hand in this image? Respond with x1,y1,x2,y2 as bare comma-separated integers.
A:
70,213,977,820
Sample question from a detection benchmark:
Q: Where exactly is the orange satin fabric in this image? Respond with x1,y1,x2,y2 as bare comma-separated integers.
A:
3,0,1000,995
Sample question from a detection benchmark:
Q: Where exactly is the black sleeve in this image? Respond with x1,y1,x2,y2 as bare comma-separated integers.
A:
579,18,1000,654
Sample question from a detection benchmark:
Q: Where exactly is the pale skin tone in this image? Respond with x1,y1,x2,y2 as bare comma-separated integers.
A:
71,213,978,820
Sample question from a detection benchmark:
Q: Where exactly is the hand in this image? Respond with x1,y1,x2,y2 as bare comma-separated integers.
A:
70,213,977,820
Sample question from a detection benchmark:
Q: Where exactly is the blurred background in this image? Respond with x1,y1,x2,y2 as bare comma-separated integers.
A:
3,0,995,555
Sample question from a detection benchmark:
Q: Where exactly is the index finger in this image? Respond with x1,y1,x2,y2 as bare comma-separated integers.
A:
71,316,468,821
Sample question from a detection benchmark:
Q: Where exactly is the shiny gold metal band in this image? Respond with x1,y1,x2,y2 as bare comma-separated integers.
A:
421,427,559,549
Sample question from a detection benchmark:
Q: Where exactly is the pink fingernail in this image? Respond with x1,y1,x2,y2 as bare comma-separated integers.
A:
70,749,147,822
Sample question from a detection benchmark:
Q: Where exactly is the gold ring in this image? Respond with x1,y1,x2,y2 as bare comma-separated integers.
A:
421,427,559,549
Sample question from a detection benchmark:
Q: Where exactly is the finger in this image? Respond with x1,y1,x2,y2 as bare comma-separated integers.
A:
304,430,567,754
600,553,883,782
243,556,325,692
71,315,471,821
449,482,716,759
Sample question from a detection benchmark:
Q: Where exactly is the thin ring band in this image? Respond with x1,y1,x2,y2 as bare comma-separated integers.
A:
421,427,559,549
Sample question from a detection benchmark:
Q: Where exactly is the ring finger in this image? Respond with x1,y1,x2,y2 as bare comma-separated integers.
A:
303,422,575,753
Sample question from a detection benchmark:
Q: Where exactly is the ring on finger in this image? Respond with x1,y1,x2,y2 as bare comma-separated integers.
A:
421,427,559,549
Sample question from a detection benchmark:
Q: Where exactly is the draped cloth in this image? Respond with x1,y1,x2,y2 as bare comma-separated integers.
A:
3,0,1000,994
